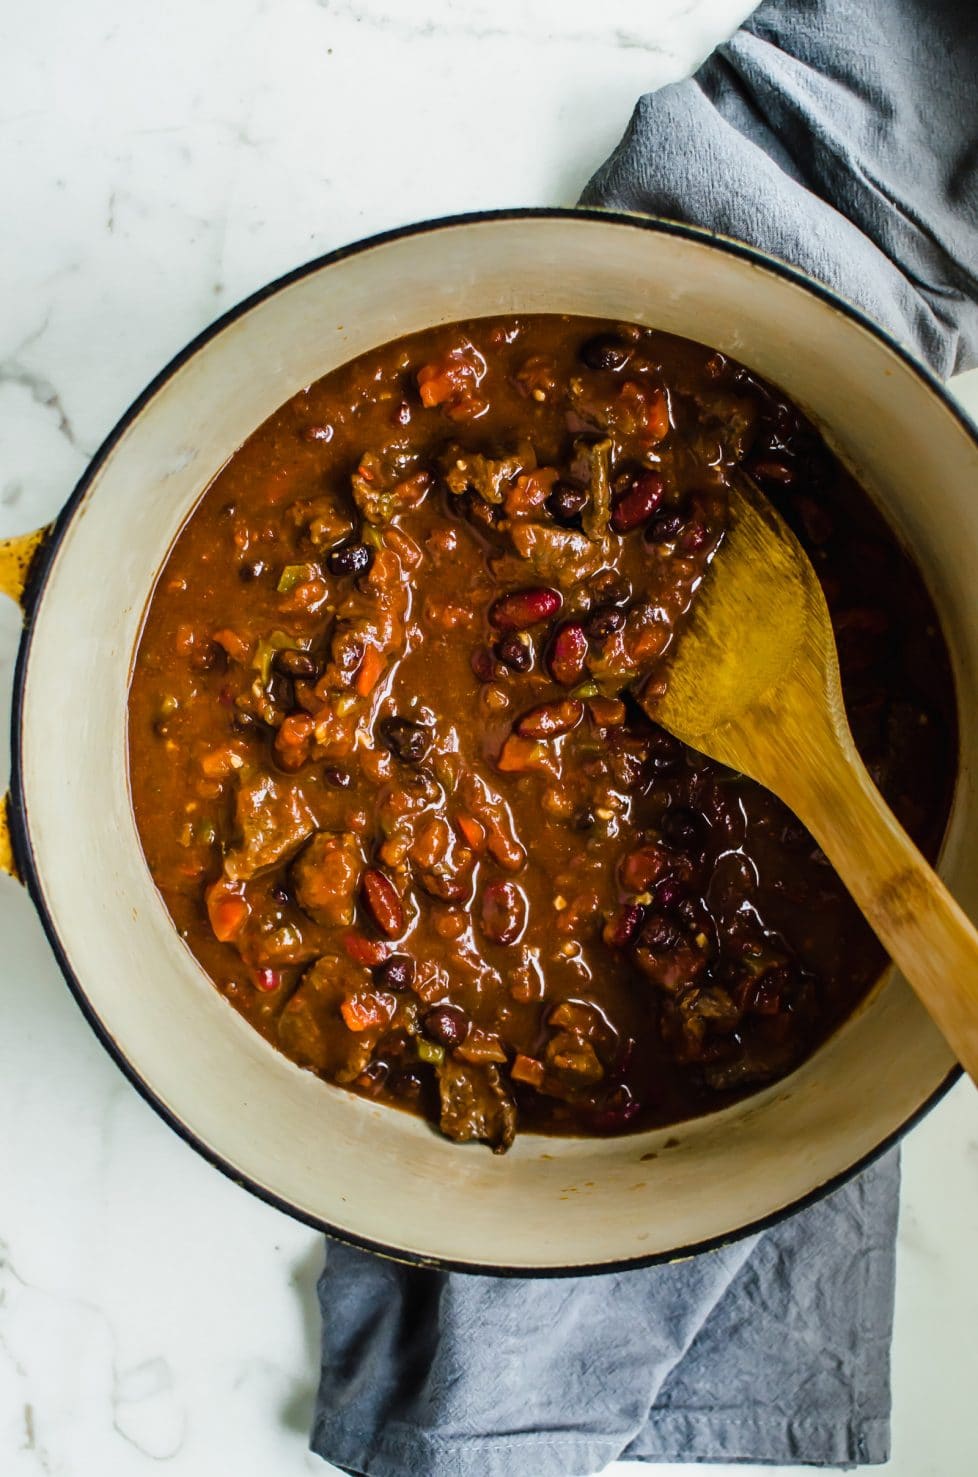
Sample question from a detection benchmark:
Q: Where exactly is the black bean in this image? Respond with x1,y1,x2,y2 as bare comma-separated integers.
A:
238,560,266,582
585,605,626,641
646,510,686,545
580,333,631,372
661,806,708,853
545,481,588,524
231,709,261,733
374,954,416,992
494,634,533,672
323,766,352,789
273,648,321,679
379,716,430,763
389,1067,424,1099
271,883,292,905
189,642,227,674
590,572,632,606
328,542,373,577
647,729,682,775
423,1003,470,1048
266,672,294,709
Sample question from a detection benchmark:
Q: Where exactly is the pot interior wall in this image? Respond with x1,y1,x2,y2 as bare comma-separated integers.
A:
17,216,975,1269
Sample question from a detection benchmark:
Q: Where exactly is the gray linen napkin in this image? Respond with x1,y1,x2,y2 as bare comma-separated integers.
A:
312,2,978,1472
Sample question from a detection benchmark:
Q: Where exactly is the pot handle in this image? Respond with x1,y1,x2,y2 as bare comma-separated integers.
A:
1,525,52,881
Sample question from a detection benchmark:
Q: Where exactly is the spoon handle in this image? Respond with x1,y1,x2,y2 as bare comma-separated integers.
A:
783,720,978,1085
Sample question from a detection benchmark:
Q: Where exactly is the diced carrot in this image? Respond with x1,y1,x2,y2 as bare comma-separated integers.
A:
643,389,671,442
213,628,251,663
511,1054,546,1088
496,734,556,775
587,696,627,728
340,991,394,1033
355,645,386,697
455,812,486,852
206,881,250,944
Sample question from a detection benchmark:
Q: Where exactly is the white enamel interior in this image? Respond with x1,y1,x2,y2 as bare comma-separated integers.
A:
18,215,978,1271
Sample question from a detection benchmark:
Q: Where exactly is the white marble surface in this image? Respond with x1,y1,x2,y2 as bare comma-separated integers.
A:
2,1,977,1473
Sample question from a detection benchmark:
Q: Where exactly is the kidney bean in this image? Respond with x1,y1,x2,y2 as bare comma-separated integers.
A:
545,481,588,524
423,1002,470,1047
602,903,645,949
379,716,430,763
470,644,499,683
547,622,588,686
374,953,415,991
515,698,584,740
610,471,664,533
362,869,405,938
328,542,373,577
495,633,534,672
640,911,683,951
653,877,686,911
749,456,796,486
489,586,562,631
580,333,631,371
479,880,527,945
591,1086,642,1133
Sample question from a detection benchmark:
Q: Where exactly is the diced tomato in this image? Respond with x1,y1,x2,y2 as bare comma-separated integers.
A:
340,991,394,1033
341,931,388,968
206,880,250,944
212,628,251,663
619,844,669,893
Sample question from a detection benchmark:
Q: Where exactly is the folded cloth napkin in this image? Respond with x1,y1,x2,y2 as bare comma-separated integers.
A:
311,3,978,1473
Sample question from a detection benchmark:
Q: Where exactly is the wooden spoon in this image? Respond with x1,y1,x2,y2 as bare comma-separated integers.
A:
643,472,978,1084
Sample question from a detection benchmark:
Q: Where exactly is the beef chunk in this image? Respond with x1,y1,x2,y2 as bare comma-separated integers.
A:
292,831,363,927
437,1059,516,1153
277,955,374,1082
509,521,607,587
224,770,316,881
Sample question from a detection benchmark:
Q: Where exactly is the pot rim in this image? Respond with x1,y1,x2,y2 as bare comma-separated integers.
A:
7,206,967,1275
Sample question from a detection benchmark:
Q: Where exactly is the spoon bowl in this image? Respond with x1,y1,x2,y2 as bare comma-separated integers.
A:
645,473,978,1084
